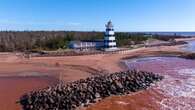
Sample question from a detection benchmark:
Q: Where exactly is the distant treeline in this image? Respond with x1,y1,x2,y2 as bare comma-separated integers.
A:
0,31,103,52
0,31,185,52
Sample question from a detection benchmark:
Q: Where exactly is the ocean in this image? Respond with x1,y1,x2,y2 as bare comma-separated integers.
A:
144,32,195,37
182,40,195,52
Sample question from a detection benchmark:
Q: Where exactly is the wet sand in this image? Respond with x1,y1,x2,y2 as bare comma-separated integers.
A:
0,38,194,110
0,77,58,110
86,57,195,110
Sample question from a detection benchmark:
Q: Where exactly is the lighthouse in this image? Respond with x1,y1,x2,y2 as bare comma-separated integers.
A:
104,20,117,51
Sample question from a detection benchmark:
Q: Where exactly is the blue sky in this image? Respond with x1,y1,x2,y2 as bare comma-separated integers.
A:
0,0,195,31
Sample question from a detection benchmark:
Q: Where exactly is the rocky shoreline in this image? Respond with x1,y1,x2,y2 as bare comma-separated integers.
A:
19,70,163,110
180,53,195,59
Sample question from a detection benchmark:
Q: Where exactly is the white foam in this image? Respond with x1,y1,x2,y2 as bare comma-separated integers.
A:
177,68,195,76
155,68,195,97
125,57,195,109
159,97,195,110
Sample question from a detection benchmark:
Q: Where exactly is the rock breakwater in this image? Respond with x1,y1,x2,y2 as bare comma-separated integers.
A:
19,70,163,110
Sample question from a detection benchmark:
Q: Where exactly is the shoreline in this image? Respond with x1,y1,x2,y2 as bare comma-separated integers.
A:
20,70,163,110
0,38,194,110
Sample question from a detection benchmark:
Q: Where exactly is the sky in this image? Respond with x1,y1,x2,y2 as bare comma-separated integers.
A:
0,0,195,32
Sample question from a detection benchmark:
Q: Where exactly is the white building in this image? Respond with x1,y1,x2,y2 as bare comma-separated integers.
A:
104,20,117,51
69,40,104,50
69,20,117,51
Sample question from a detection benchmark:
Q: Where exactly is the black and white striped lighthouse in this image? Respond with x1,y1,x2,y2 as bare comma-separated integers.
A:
104,20,117,51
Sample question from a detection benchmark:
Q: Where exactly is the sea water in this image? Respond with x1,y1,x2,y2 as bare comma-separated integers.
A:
182,40,195,52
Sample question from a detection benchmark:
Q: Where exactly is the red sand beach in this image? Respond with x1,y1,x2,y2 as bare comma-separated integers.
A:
0,38,194,110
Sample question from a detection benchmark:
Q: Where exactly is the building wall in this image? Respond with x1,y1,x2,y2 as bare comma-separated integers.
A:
69,41,104,49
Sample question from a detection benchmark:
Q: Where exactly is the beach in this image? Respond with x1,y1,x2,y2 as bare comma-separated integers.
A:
0,38,194,110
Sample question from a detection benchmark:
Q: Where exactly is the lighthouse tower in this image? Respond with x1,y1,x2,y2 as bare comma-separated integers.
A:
104,20,117,51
